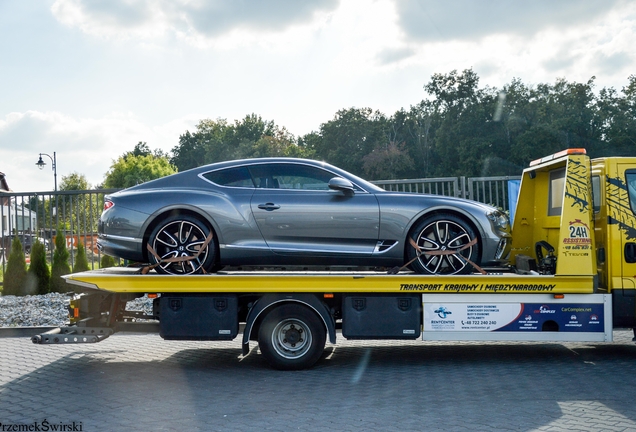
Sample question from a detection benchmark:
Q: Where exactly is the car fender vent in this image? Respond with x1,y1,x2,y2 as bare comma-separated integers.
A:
374,240,398,253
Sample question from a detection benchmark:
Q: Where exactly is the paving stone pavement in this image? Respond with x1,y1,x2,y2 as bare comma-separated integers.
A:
1,330,636,431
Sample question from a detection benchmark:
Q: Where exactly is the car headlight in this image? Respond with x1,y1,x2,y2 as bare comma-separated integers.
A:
487,210,510,233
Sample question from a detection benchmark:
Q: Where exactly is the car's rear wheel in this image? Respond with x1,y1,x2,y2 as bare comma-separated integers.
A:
407,213,479,275
148,214,217,275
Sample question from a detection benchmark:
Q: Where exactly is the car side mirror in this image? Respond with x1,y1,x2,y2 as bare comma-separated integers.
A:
328,177,355,195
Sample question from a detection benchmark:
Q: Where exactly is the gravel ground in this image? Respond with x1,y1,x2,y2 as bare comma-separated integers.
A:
0,293,153,327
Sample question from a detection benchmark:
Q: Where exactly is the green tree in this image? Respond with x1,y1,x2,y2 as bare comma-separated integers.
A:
306,107,388,176
171,114,311,171
28,239,50,295
100,254,116,268
423,68,502,176
596,75,636,156
73,242,90,273
171,120,231,171
362,141,414,180
103,154,177,188
60,172,91,191
50,226,72,293
2,236,28,296
380,102,440,179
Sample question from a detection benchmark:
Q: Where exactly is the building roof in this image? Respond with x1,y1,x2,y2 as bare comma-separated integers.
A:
0,171,11,192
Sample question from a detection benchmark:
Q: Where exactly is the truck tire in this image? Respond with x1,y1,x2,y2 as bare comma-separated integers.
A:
407,213,480,275
258,304,326,370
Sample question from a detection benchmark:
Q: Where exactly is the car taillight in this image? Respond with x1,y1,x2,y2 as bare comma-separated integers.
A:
103,200,114,211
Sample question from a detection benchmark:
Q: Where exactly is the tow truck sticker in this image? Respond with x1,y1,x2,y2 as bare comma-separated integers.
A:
564,157,590,213
400,283,556,293
607,175,636,240
423,302,604,332
563,219,591,255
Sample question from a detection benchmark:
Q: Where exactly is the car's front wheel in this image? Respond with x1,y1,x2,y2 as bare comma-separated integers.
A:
147,214,217,275
407,213,480,275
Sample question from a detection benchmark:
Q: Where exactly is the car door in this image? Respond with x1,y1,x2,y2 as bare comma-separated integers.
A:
249,162,380,256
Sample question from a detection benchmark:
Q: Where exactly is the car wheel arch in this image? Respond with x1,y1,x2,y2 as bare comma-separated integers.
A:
403,208,485,260
141,207,221,263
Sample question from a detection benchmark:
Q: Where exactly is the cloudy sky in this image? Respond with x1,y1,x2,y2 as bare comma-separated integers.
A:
1,0,634,192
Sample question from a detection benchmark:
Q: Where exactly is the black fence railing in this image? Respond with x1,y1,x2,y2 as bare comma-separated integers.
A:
1,189,120,273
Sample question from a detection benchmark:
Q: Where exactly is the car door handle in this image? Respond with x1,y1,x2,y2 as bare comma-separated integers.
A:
257,203,281,211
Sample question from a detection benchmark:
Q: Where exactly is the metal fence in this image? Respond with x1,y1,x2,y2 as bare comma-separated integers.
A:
1,189,118,272
372,177,462,197
466,176,521,212
1,175,520,273
373,175,521,211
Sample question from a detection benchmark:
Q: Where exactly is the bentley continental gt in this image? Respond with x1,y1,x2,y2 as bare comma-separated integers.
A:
97,158,511,275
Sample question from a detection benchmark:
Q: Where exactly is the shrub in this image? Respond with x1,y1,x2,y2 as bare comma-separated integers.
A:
73,242,90,273
50,227,72,293
2,236,27,296
101,254,116,268
28,239,51,295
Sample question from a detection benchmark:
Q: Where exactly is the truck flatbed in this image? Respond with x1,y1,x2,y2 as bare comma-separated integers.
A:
64,266,597,294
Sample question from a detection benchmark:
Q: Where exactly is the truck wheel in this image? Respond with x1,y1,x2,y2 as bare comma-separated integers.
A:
258,304,326,370
407,213,480,275
148,214,217,275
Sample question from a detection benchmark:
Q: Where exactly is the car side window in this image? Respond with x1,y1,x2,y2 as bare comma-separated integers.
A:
249,164,334,191
202,167,255,188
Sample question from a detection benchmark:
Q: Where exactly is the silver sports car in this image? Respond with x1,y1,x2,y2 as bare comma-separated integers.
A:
97,158,511,275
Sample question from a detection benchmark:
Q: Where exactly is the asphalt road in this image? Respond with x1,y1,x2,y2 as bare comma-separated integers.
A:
2,331,636,431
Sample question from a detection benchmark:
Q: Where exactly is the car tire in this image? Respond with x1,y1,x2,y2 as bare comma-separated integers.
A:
407,213,480,275
258,304,326,370
148,214,218,275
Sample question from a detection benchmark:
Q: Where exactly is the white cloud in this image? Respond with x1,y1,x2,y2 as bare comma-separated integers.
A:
386,0,636,93
50,0,340,48
394,0,623,42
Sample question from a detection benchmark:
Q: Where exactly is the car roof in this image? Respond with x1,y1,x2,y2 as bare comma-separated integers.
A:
125,157,384,193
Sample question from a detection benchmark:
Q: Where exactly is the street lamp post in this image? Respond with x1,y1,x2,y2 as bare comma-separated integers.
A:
35,152,57,191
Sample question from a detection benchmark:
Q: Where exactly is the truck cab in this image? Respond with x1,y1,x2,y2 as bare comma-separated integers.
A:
591,155,636,326
509,149,636,328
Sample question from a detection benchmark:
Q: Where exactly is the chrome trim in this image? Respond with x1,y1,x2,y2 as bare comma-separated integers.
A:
495,238,509,260
222,243,369,255
373,240,399,254
220,244,270,251
99,233,143,243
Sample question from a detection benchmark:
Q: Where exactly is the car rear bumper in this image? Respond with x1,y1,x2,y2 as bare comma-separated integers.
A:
97,234,145,263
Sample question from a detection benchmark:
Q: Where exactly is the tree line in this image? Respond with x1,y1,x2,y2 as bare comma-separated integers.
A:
95,69,636,189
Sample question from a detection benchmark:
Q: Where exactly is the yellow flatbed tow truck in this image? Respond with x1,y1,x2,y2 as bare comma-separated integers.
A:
32,149,636,370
